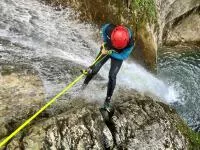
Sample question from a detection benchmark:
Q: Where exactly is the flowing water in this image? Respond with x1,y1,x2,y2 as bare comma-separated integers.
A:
158,47,200,131
0,0,198,130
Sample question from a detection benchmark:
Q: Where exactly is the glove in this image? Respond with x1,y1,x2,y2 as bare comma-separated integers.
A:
108,50,113,55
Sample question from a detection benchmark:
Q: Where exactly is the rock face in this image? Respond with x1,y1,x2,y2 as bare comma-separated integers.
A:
164,12,200,45
140,0,200,70
110,91,189,149
132,0,200,70
155,0,200,46
3,90,190,149
43,0,200,71
0,65,45,141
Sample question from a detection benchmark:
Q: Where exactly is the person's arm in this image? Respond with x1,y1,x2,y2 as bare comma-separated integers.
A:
111,45,134,60
100,24,110,42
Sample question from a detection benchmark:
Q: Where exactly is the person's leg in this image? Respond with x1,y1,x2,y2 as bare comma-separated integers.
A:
105,58,123,103
83,54,109,85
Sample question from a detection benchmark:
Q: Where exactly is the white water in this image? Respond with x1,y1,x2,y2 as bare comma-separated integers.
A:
0,0,178,104
117,61,178,102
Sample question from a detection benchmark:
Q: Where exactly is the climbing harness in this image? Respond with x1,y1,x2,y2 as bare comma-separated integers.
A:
0,44,113,148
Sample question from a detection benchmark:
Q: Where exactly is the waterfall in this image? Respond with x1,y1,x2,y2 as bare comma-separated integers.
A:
0,0,178,103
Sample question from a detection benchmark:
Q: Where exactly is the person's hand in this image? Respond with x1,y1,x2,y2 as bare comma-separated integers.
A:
108,50,113,55
101,48,108,55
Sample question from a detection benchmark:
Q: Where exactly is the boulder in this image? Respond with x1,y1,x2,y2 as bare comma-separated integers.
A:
5,90,190,149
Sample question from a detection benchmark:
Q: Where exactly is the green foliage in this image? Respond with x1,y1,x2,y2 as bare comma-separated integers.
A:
177,122,200,149
44,0,157,26
130,0,157,24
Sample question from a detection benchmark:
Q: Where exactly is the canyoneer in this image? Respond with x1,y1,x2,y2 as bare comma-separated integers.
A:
82,23,134,112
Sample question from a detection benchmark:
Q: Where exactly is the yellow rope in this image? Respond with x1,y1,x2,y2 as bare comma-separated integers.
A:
0,74,84,148
0,48,108,148
91,53,103,66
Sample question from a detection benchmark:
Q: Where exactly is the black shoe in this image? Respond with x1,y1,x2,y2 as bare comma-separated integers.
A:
101,97,112,112
103,102,112,112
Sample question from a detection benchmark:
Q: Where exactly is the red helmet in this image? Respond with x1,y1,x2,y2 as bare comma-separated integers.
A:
111,25,130,49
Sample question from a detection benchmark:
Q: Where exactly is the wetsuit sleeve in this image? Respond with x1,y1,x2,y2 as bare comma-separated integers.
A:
111,45,134,60
100,24,110,42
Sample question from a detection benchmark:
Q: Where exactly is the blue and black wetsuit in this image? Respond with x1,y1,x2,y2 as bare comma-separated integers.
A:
84,24,134,102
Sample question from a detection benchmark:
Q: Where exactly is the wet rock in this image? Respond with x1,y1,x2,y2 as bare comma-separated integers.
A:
111,91,189,149
6,100,105,150
0,64,45,140
5,90,190,149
